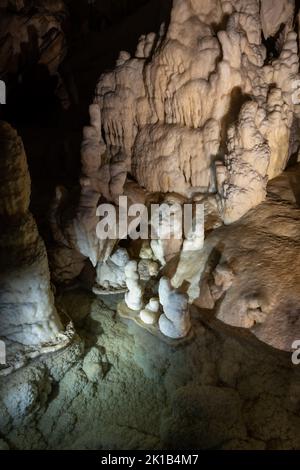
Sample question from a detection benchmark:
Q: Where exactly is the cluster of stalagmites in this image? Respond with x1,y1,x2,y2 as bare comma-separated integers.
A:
47,0,300,350
0,122,73,375
121,261,192,339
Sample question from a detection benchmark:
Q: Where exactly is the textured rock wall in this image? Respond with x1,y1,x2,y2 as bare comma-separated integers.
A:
2,290,300,450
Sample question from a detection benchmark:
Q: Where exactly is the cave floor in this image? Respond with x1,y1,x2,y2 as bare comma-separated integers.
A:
1,289,300,450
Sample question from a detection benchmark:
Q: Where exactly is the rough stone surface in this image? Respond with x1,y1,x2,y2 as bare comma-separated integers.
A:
95,248,130,290
1,291,300,449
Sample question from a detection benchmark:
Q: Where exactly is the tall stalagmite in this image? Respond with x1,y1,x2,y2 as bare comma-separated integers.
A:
0,122,71,374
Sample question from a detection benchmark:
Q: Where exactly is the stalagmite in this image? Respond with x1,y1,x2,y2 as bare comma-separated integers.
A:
124,260,144,311
0,122,72,374
158,277,191,339
140,298,160,325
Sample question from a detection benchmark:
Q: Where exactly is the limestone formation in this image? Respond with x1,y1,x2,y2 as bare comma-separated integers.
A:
0,122,72,374
49,105,118,284
136,241,159,280
185,163,300,352
138,259,159,281
94,0,300,224
94,248,129,293
260,0,294,39
140,298,160,325
124,260,144,311
158,277,191,339
149,193,187,265
48,0,300,354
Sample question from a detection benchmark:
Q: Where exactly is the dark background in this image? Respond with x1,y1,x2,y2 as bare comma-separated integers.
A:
0,0,172,232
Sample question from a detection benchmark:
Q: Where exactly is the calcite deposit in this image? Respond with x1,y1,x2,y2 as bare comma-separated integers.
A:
95,0,300,223
158,277,191,339
49,104,118,284
94,248,129,293
169,164,300,352
0,122,73,374
46,0,300,350
124,260,144,311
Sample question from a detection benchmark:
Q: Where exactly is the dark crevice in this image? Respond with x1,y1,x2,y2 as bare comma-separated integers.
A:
220,87,252,157
211,13,230,35
262,22,286,64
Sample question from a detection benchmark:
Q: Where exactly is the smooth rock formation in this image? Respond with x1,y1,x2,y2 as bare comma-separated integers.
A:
158,277,191,339
124,260,144,311
0,122,71,374
140,298,160,325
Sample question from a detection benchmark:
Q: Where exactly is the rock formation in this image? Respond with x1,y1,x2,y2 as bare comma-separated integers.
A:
173,163,300,352
2,0,300,452
94,0,300,223
124,260,144,311
49,104,118,284
94,247,129,293
140,298,160,325
45,0,300,354
0,122,72,374
158,277,191,339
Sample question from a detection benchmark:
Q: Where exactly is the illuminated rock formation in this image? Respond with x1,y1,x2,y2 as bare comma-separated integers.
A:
93,247,129,293
140,298,160,325
260,0,294,39
186,164,300,352
94,0,300,223
158,277,191,339
0,122,71,374
124,260,144,311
